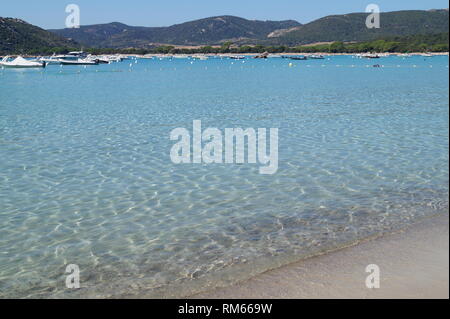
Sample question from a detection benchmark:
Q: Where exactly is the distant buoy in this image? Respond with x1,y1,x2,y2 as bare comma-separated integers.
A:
288,63,293,67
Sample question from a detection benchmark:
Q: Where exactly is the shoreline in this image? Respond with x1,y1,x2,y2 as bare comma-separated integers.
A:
128,52,450,58
191,213,449,299
8,52,449,59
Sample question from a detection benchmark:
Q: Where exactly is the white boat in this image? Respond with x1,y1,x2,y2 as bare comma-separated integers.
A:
60,58,99,66
92,55,123,63
92,56,110,64
67,51,88,58
309,54,325,59
0,56,46,68
38,51,90,65
38,55,63,65
108,55,123,62
355,53,381,59
362,53,380,59
227,55,246,60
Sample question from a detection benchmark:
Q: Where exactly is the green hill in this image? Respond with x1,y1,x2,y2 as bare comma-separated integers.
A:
0,17,78,54
2,9,449,54
49,16,301,48
269,9,449,46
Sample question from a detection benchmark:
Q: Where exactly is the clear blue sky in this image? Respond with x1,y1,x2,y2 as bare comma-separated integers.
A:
2,0,448,29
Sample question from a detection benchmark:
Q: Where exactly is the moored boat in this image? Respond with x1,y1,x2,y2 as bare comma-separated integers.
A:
0,56,46,68
38,54,63,65
93,55,124,63
362,53,380,59
228,55,246,60
60,59,99,65
289,56,308,60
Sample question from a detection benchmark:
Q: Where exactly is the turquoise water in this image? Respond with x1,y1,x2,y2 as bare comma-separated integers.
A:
0,55,448,298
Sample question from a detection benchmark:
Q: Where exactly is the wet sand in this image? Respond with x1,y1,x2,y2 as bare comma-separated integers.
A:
192,213,449,299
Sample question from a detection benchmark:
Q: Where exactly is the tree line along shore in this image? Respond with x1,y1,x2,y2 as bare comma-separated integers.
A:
1,33,448,56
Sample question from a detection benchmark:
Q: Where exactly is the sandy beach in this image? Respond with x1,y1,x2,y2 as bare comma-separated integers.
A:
192,213,449,299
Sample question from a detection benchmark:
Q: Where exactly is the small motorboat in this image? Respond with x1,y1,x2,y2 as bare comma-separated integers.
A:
309,55,325,60
228,55,246,60
60,59,99,66
39,55,63,65
93,55,123,63
0,56,46,68
95,57,111,64
39,51,93,65
108,55,124,62
289,56,308,60
363,54,380,59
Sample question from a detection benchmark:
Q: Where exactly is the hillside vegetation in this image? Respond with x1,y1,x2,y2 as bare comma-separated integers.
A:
50,16,301,48
0,17,77,54
269,9,449,46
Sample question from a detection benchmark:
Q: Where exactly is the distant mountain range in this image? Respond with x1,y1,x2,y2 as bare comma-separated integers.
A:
49,16,301,48
48,9,449,48
0,17,77,54
0,9,448,54
268,9,449,46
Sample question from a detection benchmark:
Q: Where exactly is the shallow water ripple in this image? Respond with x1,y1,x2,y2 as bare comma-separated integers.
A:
0,55,448,298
